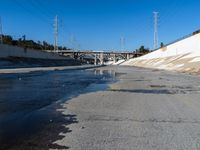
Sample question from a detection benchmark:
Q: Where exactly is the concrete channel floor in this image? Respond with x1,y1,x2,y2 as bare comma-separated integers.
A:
53,66,200,150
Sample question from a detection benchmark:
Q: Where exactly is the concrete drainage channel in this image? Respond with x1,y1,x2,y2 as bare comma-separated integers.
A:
0,65,105,74
0,65,115,150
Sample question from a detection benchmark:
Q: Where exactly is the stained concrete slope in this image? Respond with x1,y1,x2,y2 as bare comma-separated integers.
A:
121,32,200,74
105,60,126,66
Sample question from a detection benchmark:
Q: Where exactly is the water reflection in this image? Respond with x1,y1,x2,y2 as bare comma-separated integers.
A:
0,68,117,149
94,69,116,77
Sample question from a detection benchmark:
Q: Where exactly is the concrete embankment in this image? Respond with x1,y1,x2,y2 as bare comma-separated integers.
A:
0,57,81,69
0,44,80,68
121,32,200,74
0,44,67,59
0,65,102,74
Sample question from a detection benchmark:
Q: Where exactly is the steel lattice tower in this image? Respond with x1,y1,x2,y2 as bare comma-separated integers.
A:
153,12,159,49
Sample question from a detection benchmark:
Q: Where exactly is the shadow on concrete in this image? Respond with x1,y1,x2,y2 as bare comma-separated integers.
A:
1,114,78,150
0,68,117,150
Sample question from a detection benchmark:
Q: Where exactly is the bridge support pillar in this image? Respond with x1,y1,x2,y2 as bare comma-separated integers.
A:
114,54,117,63
100,52,104,65
94,54,97,65
127,54,130,60
73,52,78,59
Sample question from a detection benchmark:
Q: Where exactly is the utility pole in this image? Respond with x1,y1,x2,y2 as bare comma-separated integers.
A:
54,15,58,52
0,16,3,44
100,52,104,65
22,35,26,41
153,12,159,50
120,36,125,51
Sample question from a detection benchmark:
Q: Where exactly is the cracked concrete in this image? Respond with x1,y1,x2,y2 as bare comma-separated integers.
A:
53,66,200,150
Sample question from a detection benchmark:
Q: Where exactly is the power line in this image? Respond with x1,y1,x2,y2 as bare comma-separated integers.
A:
159,1,180,26
29,0,53,20
29,0,70,49
68,34,80,50
13,0,52,27
34,0,56,16
153,12,159,49
54,15,58,51
0,16,3,44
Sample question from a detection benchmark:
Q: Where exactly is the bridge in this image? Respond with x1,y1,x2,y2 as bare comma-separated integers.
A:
50,50,144,65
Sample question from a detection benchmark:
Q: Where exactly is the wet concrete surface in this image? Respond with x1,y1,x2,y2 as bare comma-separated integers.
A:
0,57,81,69
0,68,116,150
2,66,200,150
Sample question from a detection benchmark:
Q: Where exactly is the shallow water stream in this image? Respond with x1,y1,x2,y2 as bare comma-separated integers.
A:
0,68,116,149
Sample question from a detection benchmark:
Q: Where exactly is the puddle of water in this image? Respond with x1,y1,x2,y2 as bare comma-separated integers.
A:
109,89,174,94
159,85,199,94
171,85,193,90
0,68,117,149
149,84,200,94
84,83,109,93
150,85,167,88
109,89,183,94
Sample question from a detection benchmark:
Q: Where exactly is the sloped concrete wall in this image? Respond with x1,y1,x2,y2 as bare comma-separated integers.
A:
121,33,200,74
0,44,68,60
140,33,200,60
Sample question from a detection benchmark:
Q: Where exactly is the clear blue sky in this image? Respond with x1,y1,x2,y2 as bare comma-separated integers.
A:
0,0,200,51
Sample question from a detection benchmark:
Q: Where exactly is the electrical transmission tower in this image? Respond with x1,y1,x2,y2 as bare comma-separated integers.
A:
0,16,3,44
54,15,58,51
153,12,159,49
120,36,125,51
